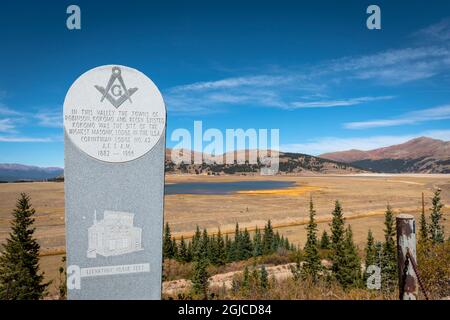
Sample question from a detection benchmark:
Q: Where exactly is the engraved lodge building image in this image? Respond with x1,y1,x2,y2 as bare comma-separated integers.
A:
87,210,143,258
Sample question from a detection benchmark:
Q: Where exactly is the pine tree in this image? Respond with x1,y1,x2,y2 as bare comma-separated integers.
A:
364,229,376,282
163,222,174,259
284,237,290,250
192,226,202,261
242,266,250,290
429,189,445,244
260,265,269,289
302,197,321,281
216,229,226,266
191,256,209,299
186,240,193,262
58,256,67,300
225,234,233,263
232,223,241,261
201,229,209,261
320,230,331,249
330,200,346,283
381,205,397,291
340,225,361,288
172,238,179,259
419,192,428,245
272,231,281,251
253,227,263,257
262,220,274,255
178,236,188,263
0,193,49,299
240,228,253,260
251,267,260,288
374,241,383,268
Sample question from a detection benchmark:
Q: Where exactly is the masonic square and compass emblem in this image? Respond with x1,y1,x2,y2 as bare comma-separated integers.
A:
95,66,138,108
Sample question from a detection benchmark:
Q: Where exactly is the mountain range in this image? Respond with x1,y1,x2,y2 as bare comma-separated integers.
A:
165,149,366,175
0,164,64,182
1,136,448,181
320,137,450,173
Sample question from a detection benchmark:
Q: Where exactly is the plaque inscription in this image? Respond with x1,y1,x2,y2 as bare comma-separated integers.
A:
63,65,166,163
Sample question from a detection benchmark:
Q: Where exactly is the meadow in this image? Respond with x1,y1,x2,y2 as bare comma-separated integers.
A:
0,173,449,297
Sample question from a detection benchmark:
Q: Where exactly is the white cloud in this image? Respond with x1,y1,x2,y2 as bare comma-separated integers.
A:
0,104,22,116
0,136,54,142
35,111,62,128
413,18,450,42
281,130,450,155
290,96,394,109
345,104,450,129
169,75,291,92
0,119,16,133
324,46,450,84
165,36,450,114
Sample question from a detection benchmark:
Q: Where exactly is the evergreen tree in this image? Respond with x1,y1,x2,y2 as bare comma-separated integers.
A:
284,237,290,250
163,222,174,259
419,193,428,245
262,220,274,255
302,197,321,281
191,256,209,299
374,241,383,268
253,227,263,257
58,256,67,300
330,200,346,283
186,241,193,262
240,228,253,260
340,225,361,288
251,267,260,288
192,226,202,261
260,265,269,289
232,223,241,261
216,229,226,266
381,205,397,291
364,229,376,274
320,230,331,249
178,236,188,263
0,193,49,299
201,229,209,261
272,231,281,251
207,234,217,264
225,234,233,263
172,238,178,260
242,266,250,290
429,189,445,244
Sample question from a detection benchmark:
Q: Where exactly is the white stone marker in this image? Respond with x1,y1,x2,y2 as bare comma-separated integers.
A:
63,65,166,299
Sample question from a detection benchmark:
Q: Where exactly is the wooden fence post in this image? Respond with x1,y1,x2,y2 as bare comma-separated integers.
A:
396,214,419,300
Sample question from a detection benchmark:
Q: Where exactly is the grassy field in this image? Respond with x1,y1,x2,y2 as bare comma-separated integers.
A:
0,174,449,297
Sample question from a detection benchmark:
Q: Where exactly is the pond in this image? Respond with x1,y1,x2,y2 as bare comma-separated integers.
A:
165,180,295,195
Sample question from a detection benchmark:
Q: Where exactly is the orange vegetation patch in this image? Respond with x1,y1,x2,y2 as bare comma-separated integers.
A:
236,185,321,196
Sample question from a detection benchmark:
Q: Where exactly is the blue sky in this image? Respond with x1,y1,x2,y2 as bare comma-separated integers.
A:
1,0,450,167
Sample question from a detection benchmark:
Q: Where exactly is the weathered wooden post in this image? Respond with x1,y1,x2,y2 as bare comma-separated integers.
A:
396,214,419,300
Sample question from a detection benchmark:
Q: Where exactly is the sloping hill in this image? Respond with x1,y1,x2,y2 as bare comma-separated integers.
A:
0,164,63,182
320,137,450,173
165,149,368,175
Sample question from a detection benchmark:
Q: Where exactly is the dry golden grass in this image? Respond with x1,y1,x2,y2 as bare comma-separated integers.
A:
1,174,449,297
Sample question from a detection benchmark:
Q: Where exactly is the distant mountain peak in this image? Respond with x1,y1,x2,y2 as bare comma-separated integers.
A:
319,136,450,174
